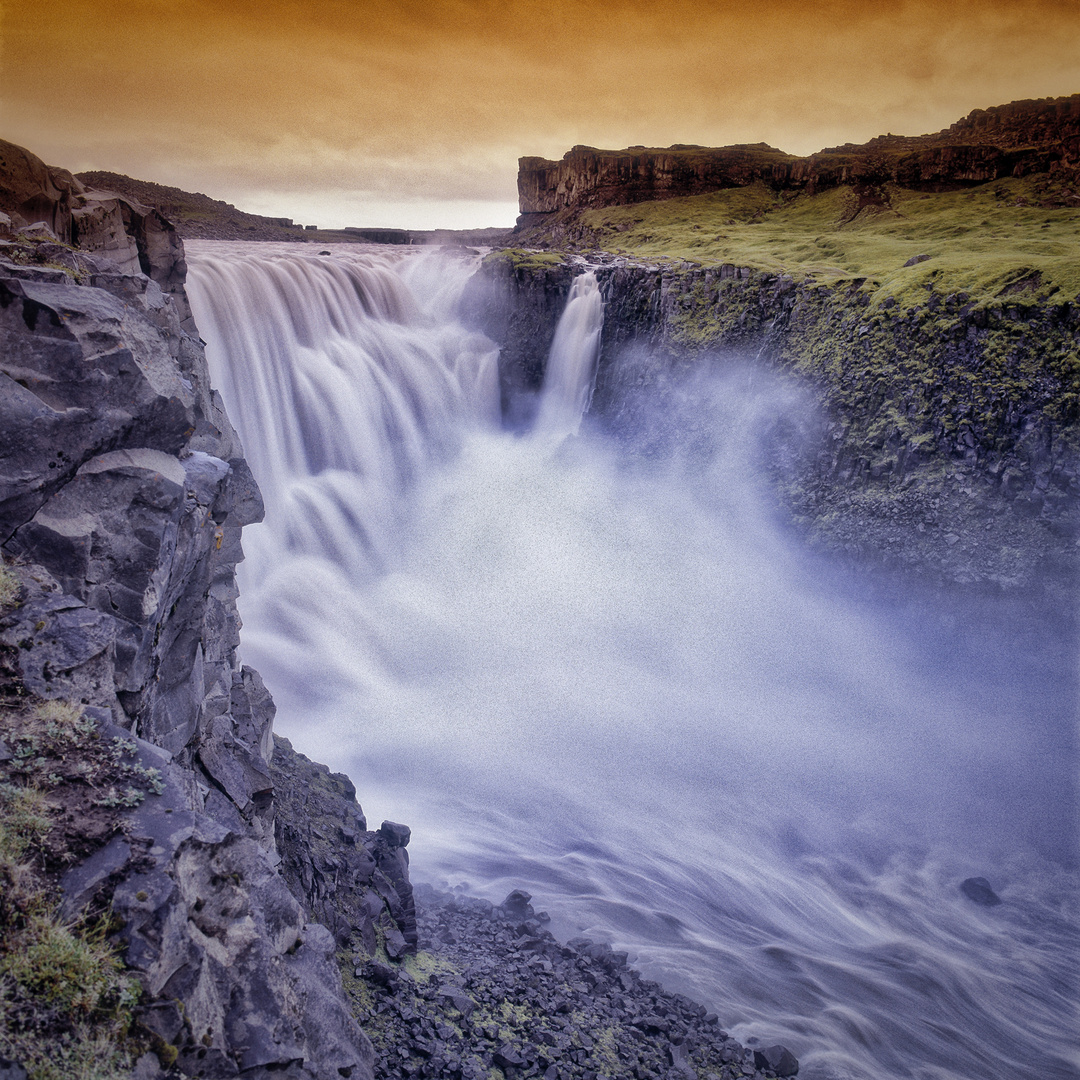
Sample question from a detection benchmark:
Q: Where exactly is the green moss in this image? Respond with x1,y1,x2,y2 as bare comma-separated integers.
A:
0,783,139,1080
585,1024,623,1077
400,948,459,985
552,176,1080,307
482,248,568,272
0,563,17,609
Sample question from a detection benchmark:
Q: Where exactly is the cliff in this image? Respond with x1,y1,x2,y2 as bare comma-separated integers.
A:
73,171,310,242
72,172,513,248
517,95,1080,225
0,141,416,1080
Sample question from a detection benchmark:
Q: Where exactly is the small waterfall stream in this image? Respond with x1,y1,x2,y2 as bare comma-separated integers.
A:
535,271,604,438
185,242,1078,1080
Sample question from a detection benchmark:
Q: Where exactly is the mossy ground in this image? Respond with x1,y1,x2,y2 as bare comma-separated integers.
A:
0,741,142,1080
0,567,159,1080
499,176,1080,591
570,176,1080,307
481,248,568,273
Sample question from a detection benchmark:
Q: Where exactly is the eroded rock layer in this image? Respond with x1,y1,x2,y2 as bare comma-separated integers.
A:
517,95,1080,223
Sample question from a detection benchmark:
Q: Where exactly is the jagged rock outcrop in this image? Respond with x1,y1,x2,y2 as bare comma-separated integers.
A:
1,140,188,318
460,252,576,426
270,736,417,961
517,94,1080,223
352,886,801,1080
71,171,514,248
0,139,416,1080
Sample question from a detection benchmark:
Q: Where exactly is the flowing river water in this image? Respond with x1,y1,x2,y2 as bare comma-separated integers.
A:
185,242,1078,1080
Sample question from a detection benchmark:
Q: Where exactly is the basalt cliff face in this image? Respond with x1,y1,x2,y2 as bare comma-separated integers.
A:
517,95,1080,225
0,141,416,1080
477,97,1080,601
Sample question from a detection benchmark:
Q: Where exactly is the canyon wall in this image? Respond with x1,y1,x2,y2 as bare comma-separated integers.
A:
0,141,415,1080
517,95,1080,224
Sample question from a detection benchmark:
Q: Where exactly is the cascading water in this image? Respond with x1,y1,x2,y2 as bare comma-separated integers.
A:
534,271,603,438
186,242,1078,1080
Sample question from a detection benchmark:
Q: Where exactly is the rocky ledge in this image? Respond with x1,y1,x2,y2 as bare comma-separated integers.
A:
0,139,416,1080
462,252,1079,605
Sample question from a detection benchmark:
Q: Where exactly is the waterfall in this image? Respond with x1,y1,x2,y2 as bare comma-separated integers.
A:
534,271,603,438
185,243,498,594
185,242,1078,1080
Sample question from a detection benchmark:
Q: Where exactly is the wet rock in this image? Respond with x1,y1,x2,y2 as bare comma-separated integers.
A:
379,820,412,847
0,1058,28,1080
1,136,379,1080
494,1043,528,1068
272,737,416,954
960,876,1003,906
437,986,477,1018
502,888,535,919
754,1044,800,1076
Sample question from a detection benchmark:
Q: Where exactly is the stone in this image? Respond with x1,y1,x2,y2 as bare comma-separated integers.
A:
1,135,380,1080
0,565,117,706
754,1044,800,1076
272,738,415,952
494,1044,527,1069
379,820,412,847
0,1058,28,1080
502,889,534,918
960,876,1002,906
71,195,141,275
0,139,84,238
437,986,477,1018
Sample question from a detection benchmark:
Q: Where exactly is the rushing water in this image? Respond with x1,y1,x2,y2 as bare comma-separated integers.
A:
186,242,1079,1080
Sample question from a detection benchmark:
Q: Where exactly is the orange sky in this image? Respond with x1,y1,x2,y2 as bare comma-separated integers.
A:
2,0,1079,228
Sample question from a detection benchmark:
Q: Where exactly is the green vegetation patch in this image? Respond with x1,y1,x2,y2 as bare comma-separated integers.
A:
481,248,568,272
568,176,1080,307
0,631,171,1080
0,564,17,608
0,775,140,1080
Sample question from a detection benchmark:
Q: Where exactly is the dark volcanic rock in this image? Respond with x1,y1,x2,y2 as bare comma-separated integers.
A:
473,254,1079,604
271,736,417,956
460,253,575,428
0,138,377,1080
501,888,534,918
960,876,1003,906
1,139,188,315
345,883,801,1080
755,1044,800,1076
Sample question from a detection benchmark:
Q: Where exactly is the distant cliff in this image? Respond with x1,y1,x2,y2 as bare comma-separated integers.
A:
517,94,1080,224
75,173,513,247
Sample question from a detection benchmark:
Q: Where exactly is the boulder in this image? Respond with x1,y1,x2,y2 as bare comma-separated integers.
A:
0,139,83,238
960,876,1003,906
754,1043,800,1076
